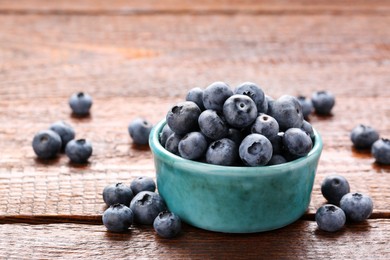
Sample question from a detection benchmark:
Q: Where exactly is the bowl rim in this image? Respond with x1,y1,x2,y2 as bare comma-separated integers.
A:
149,119,323,177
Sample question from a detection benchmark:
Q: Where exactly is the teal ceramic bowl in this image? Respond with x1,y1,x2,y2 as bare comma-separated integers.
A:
149,119,323,233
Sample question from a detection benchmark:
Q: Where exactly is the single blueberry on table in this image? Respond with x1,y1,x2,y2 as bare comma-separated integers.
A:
130,176,156,195
206,138,238,166
371,138,390,165
350,124,380,149
283,128,312,157
69,92,93,116
340,192,373,222
311,90,335,115
223,94,258,129
102,204,134,233
164,133,182,156
268,95,303,131
130,191,167,225
321,175,350,205
234,82,267,113
49,121,75,150
186,87,205,111
251,113,279,139
159,124,174,147
128,117,153,145
166,101,201,135
178,131,208,160
153,211,182,238
198,110,229,140
297,96,313,119
32,130,62,159
103,183,134,207
202,81,233,112
315,204,346,232
239,133,273,166
65,138,93,164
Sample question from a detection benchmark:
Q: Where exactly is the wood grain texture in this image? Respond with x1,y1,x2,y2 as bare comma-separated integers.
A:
0,220,389,259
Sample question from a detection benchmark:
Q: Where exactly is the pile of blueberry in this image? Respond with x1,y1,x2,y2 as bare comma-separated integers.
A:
316,175,373,232
160,81,335,166
32,92,93,163
102,177,181,238
350,124,390,165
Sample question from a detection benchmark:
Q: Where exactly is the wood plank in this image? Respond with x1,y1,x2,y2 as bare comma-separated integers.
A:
0,220,389,259
0,0,389,15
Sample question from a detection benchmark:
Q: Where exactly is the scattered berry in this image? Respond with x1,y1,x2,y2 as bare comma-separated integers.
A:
103,183,134,207
69,92,93,116
129,191,167,225
65,139,93,164
321,175,350,205
130,177,156,195
371,138,390,165
128,118,153,145
153,211,182,238
49,121,75,150
315,204,346,232
32,130,62,159
102,204,134,233
350,124,379,149
340,192,373,222
311,91,335,115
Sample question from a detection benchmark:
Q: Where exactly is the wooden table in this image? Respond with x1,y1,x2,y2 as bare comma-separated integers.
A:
0,1,389,259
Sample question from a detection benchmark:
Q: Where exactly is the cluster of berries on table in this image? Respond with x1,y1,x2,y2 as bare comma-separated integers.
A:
315,175,373,232
160,81,329,166
350,124,390,165
102,177,181,238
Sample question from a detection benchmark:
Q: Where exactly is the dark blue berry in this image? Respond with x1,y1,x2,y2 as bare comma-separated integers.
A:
267,154,287,165
297,96,313,119
283,128,312,157
300,120,315,140
164,133,182,155
153,211,182,238
202,81,233,112
239,133,273,166
103,183,134,207
159,124,174,147
350,124,379,149
321,175,350,205
223,94,258,129
186,87,205,110
198,110,229,140
130,176,156,195
49,121,75,150
340,192,373,222
268,132,284,155
178,132,208,160
130,191,167,225
226,128,244,146
32,130,62,159
234,82,267,113
166,101,201,135
311,90,335,115
65,139,92,164
206,138,238,166
371,138,390,165
251,113,279,139
102,204,134,233
268,95,303,131
128,118,153,145
69,92,93,116
315,204,346,232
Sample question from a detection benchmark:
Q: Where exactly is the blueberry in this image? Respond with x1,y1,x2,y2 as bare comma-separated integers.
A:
166,101,201,135
130,191,167,225
159,124,174,147
234,82,267,113
103,183,134,207
164,133,182,155
321,175,350,205
311,90,335,115
300,120,315,140
178,132,208,160
297,96,313,119
186,87,205,111
65,138,93,164
130,176,156,195
198,110,229,140
265,95,274,114
283,128,312,157
340,192,373,222
350,124,380,149
102,204,134,233
69,92,93,116
268,132,284,155
49,121,75,150
315,204,346,232
226,128,244,146
153,211,182,238
206,138,238,166
251,113,279,139
239,133,273,166
223,94,258,129
128,118,153,145
268,95,303,131
267,154,287,165
202,81,233,112
32,130,62,159
371,138,390,165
